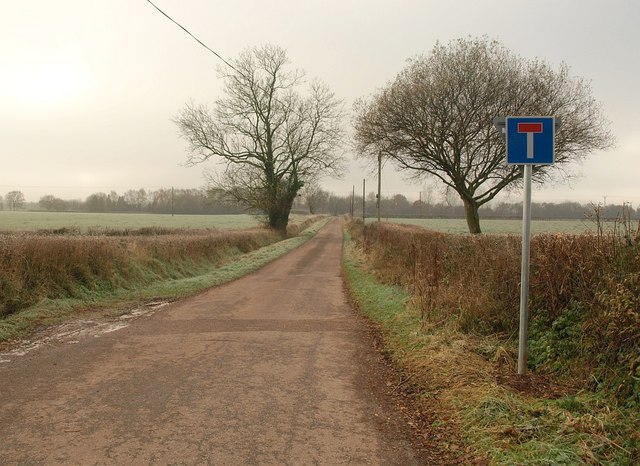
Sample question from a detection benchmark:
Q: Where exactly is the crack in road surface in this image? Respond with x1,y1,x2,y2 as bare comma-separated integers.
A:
0,219,430,465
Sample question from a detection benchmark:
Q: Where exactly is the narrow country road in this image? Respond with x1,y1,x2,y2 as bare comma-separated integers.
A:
0,219,429,465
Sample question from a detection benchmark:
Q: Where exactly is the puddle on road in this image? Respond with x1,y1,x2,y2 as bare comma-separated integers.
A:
0,302,170,364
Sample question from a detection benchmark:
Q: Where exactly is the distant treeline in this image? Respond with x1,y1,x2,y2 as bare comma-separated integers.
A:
34,188,248,215
313,191,639,221
2,188,638,221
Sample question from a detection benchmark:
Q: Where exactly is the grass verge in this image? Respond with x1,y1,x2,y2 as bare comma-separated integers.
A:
342,229,639,465
0,217,329,345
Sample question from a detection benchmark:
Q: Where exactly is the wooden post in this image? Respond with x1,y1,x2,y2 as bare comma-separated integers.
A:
362,179,366,224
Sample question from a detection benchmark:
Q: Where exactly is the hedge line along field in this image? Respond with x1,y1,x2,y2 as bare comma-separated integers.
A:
345,219,639,464
375,217,595,234
0,211,263,232
0,215,322,323
352,219,639,402
0,229,274,319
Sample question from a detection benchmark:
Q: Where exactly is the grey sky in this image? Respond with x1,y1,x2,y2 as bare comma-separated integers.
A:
1,0,638,205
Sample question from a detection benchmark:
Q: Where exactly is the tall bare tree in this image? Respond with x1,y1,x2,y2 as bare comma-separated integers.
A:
5,191,25,211
301,180,329,214
354,37,614,233
123,189,148,211
175,45,345,233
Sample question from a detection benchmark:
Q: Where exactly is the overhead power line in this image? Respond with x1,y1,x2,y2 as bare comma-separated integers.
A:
145,0,238,73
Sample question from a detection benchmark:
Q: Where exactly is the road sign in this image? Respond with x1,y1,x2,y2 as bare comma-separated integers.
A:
506,116,555,165
495,114,558,375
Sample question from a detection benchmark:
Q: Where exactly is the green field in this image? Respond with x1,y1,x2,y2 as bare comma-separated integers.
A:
0,211,600,234
377,217,597,234
0,211,263,231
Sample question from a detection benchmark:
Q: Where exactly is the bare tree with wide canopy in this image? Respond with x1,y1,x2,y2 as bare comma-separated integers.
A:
175,45,345,233
354,37,614,233
4,191,25,211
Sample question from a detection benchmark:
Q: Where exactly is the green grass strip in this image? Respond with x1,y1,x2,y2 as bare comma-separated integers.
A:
342,231,430,364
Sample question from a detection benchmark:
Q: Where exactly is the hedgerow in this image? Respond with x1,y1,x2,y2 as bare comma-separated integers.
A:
0,227,281,317
347,218,639,405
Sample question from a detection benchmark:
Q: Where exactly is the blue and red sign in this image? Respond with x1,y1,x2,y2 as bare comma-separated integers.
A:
506,116,555,165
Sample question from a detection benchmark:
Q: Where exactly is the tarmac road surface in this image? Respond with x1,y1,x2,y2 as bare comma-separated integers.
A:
0,219,430,465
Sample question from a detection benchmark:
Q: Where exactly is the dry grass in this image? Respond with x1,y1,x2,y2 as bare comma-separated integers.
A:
343,225,639,464
0,219,331,318
0,215,325,318
348,219,640,403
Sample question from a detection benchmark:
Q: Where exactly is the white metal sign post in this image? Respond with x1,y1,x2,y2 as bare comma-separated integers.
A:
505,116,555,375
518,164,533,375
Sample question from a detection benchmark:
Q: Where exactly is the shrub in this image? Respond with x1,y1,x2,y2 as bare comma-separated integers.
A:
528,302,586,374
0,228,279,317
347,219,640,403
590,272,640,404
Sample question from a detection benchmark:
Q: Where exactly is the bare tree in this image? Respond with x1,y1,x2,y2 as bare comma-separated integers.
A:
175,45,345,234
39,194,67,211
354,37,614,233
301,180,329,214
123,189,148,211
5,191,26,211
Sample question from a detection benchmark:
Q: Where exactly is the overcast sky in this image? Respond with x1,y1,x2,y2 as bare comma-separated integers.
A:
1,0,638,205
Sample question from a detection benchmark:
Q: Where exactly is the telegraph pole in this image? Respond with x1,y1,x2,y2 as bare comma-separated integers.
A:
171,186,175,217
377,153,382,222
362,179,366,224
351,185,355,217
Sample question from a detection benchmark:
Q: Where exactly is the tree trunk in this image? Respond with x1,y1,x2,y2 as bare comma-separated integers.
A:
462,198,482,234
267,207,290,236
271,214,289,235
267,191,296,236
